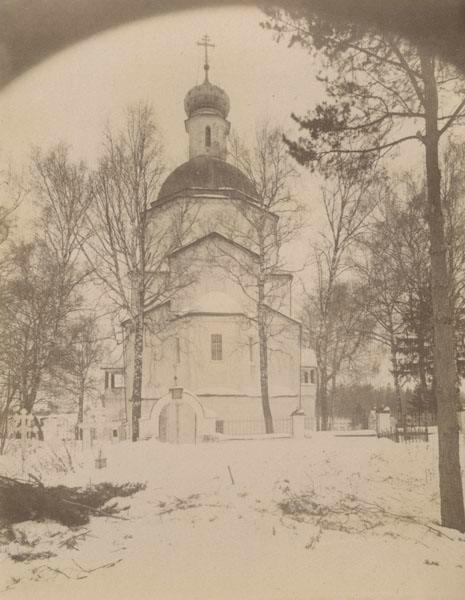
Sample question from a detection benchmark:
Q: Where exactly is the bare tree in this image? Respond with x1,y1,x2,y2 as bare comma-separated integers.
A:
0,167,24,271
212,124,301,434
355,204,407,424
441,140,465,329
302,158,381,430
303,277,374,429
54,314,104,436
359,161,465,425
0,242,82,422
0,145,91,440
85,103,195,441
0,168,23,450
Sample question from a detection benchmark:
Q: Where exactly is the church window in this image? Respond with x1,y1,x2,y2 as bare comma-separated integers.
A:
302,370,309,384
211,334,222,360
310,369,315,384
104,371,109,389
205,126,211,148
110,373,115,388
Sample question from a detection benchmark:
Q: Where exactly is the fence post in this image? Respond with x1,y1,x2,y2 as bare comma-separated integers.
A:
291,409,305,440
376,406,391,436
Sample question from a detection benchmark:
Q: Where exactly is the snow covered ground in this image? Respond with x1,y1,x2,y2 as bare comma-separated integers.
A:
1,433,465,600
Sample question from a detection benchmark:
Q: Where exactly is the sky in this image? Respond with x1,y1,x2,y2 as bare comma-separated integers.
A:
0,5,324,173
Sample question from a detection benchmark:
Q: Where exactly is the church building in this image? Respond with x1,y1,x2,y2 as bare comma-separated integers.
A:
124,39,317,442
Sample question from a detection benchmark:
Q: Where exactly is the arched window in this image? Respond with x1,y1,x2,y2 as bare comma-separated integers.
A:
205,125,211,148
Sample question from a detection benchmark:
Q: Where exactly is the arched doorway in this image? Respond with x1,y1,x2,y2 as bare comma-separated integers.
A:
159,399,197,444
141,387,215,443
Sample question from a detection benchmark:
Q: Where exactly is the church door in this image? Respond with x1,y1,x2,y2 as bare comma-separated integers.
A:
158,400,197,443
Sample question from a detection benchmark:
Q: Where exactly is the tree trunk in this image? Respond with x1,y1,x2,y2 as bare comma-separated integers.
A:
417,327,429,425
390,341,404,428
0,412,8,454
257,222,274,435
421,49,465,531
330,370,336,430
258,298,274,434
131,288,145,442
319,364,329,431
76,382,85,440
314,354,321,431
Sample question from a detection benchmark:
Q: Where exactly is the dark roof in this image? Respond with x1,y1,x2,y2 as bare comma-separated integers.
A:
157,156,257,201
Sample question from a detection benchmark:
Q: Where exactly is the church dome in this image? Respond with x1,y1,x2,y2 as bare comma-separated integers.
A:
184,80,230,119
157,155,256,200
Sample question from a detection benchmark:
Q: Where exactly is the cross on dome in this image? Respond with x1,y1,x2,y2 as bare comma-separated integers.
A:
197,34,215,81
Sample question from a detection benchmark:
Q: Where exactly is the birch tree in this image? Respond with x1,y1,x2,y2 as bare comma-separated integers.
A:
218,124,300,434
301,158,380,429
0,146,90,437
85,103,194,441
55,314,104,436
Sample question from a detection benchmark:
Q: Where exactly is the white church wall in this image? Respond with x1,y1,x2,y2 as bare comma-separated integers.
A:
138,304,303,411
147,195,276,259
265,274,292,316
124,279,312,430
266,310,301,389
169,235,258,315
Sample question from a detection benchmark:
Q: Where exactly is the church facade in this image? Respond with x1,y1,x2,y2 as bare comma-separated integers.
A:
123,49,317,442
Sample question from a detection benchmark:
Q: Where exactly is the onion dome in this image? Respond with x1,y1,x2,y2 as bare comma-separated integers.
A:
184,80,230,119
158,156,256,200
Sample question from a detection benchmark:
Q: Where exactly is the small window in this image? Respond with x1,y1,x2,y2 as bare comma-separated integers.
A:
110,373,115,388
310,369,315,384
205,126,211,148
112,429,118,438
105,371,109,389
211,334,222,360
303,370,309,384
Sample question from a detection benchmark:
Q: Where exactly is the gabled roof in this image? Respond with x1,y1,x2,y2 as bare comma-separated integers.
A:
169,231,260,260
